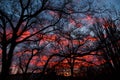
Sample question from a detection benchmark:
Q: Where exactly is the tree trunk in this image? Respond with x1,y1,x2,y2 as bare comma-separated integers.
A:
0,43,16,80
70,58,75,78
1,64,10,80
1,44,9,80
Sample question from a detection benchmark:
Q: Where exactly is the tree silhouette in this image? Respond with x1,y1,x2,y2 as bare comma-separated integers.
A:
0,0,119,80
0,0,73,79
93,18,120,78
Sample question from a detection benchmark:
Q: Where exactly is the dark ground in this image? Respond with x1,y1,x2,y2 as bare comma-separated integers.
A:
1,72,119,80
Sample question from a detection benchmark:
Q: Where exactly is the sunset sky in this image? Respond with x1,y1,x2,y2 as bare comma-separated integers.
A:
0,0,120,78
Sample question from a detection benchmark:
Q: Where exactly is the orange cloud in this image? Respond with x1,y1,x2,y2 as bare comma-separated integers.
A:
16,31,31,42
41,55,48,61
69,18,76,26
36,61,45,66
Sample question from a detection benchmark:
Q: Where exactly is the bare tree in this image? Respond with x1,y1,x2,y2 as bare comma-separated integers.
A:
93,17,120,78
0,0,74,79
0,0,117,80
16,39,49,80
